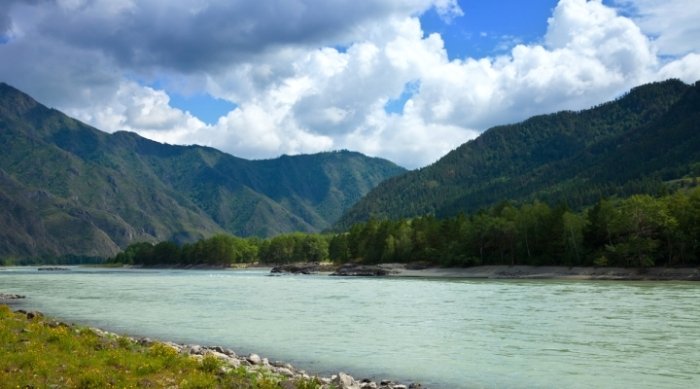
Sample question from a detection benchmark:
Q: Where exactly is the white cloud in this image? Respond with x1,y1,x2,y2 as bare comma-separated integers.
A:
611,0,700,56
0,0,698,169
66,82,208,141
657,53,700,84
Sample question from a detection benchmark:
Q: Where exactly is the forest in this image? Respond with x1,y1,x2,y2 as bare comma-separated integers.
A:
109,186,700,268
337,79,700,228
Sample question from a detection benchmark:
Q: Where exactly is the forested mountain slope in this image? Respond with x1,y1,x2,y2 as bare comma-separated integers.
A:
0,83,405,258
337,79,700,228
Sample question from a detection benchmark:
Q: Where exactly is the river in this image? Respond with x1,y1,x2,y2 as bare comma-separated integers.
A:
1,266,699,388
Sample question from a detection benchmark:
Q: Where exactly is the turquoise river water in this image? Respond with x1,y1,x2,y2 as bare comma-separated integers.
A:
1,267,699,388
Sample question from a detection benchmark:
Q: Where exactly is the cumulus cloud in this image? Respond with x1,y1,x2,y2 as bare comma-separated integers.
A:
657,53,700,83
0,0,698,168
611,0,700,56
66,82,208,139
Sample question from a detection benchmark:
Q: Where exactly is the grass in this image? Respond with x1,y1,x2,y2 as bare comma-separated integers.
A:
0,305,322,388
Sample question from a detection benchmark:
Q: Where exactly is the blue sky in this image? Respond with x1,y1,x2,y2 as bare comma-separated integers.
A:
1,0,699,168
421,0,560,59
168,93,237,125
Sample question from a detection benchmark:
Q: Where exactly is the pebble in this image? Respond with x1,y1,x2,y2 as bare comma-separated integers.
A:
247,353,262,365
138,337,153,346
276,367,295,377
26,311,43,319
206,350,229,360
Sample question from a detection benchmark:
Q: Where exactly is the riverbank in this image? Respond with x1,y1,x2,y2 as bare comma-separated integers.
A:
383,264,700,280
7,262,699,281
0,304,423,389
269,263,700,281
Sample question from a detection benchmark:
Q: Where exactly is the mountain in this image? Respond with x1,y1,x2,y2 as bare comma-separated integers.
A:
0,83,405,258
337,79,700,228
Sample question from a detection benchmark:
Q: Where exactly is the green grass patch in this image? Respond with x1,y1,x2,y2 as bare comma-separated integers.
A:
0,305,321,388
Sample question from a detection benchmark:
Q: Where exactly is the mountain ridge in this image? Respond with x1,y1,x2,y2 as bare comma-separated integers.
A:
336,79,700,228
0,82,405,258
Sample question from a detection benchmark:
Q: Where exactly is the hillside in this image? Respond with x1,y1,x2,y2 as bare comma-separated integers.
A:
0,83,405,258
337,79,700,228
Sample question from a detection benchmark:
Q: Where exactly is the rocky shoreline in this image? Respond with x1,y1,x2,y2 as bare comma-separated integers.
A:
4,305,425,389
269,263,700,281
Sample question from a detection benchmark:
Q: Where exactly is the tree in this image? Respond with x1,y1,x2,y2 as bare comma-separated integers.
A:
562,211,585,266
299,235,329,262
515,201,551,264
328,234,350,262
151,241,180,265
607,195,675,267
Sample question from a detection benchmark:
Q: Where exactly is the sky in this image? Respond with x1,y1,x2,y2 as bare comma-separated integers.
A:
1,0,699,169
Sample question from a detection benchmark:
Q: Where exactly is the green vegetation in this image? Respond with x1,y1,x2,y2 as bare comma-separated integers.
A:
337,79,700,229
0,305,320,388
335,188,700,268
111,187,700,268
108,233,331,267
0,82,404,260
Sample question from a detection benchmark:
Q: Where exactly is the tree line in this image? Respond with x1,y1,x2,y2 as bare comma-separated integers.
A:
107,233,329,267
109,187,700,268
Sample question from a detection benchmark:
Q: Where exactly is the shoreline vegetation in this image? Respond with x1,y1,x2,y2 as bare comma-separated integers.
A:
97,188,700,273
0,304,421,389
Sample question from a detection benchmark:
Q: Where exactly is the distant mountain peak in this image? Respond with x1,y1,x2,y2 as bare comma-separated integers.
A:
0,82,42,118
